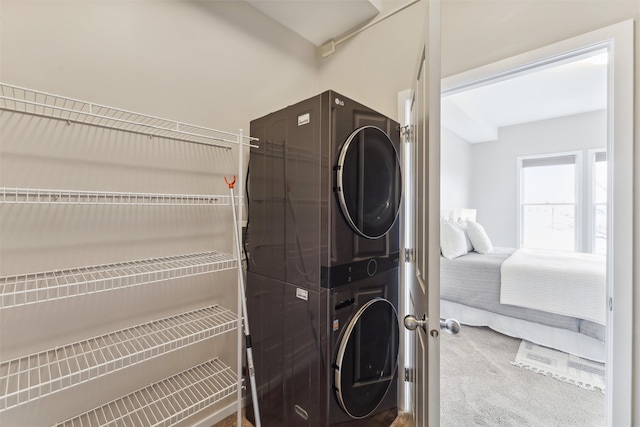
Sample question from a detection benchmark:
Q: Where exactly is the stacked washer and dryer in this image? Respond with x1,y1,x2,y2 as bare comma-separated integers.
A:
246,91,402,426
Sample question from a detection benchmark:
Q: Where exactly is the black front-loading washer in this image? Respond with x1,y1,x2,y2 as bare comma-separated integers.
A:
329,269,400,424
246,268,399,427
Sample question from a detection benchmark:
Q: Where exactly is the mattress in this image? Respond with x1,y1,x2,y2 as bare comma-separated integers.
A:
440,248,604,341
501,248,606,324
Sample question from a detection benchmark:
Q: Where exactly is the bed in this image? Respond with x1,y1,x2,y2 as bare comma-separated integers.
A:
440,247,606,362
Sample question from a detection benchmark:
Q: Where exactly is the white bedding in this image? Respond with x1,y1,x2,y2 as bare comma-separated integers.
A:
500,249,606,325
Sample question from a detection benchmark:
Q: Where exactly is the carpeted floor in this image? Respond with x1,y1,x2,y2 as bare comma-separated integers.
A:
441,326,605,427
214,326,604,427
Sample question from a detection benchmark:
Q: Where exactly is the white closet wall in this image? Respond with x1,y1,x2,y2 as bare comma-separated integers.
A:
0,1,320,134
317,0,427,121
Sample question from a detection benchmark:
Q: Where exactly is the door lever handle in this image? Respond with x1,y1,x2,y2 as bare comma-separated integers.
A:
403,314,427,333
440,318,461,335
404,314,461,336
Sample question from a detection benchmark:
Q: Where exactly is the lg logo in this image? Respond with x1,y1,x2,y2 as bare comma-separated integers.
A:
334,97,344,106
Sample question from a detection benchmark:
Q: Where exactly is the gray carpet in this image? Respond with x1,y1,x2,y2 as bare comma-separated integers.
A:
441,326,605,427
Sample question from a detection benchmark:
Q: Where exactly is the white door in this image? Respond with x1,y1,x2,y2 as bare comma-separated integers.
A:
402,1,453,425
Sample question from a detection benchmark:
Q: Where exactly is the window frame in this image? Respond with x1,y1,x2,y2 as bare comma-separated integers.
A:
517,150,583,251
587,149,608,254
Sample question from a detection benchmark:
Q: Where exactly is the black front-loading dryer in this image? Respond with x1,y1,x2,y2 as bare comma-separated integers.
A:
335,124,402,240
248,90,402,291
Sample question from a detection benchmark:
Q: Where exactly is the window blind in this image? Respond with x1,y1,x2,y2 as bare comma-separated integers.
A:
522,154,576,168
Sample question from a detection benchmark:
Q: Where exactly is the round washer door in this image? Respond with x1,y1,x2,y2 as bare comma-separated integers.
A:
336,126,402,239
334,298,400,419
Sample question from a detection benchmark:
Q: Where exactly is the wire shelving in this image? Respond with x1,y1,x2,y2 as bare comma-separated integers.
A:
53,358,237,427
0,187,230,206
0,251,236,309
0,83,257,149
0,305,237,412
0,81,251,426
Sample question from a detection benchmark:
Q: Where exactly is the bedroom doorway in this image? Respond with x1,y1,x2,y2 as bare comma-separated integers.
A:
438,20,633,427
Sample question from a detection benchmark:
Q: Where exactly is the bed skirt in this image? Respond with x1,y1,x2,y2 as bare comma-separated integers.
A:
441,299,605,362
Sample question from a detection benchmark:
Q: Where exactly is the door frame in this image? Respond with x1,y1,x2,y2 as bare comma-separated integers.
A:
438,20,634,426
399,0,442,424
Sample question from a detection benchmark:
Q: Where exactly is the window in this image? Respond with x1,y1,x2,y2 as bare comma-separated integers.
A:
520,154,579,251
518,150,607,254
592,151,607,255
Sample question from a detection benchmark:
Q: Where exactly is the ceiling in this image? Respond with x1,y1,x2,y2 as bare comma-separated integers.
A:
246,0,382,46
442,49,608,143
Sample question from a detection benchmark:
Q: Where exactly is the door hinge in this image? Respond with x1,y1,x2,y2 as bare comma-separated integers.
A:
400,125,411,141
404,248,414,263
404,367,414,383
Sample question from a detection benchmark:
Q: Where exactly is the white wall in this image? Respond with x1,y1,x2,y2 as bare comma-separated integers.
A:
441,128,473,217
0,0,426,131
441,0,639,79
317,0,427,120
0,1,320,134
471,110,606,247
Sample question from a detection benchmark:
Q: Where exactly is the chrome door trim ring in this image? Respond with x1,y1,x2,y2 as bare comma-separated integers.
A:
333,297,399,419
336,125,401,239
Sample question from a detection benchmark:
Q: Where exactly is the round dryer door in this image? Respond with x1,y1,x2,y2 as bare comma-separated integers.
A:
334,298,399,419
336,126,402,239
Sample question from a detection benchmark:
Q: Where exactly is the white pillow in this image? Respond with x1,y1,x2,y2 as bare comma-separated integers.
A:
466,221,493,254
440,220,468,259
454,219,474,252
